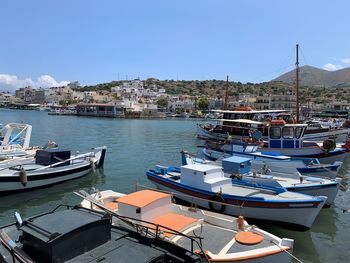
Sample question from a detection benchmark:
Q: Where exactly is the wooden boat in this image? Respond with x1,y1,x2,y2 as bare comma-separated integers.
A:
197,109,350,143
80,189,295,263
205,123,349,163
0,146,106,194
146,163,327,229
197,145,342,179
182,152,340,206
0,205,201,263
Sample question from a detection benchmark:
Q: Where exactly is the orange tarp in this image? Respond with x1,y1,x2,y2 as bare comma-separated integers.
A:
117,190,171,208
149,212,197,237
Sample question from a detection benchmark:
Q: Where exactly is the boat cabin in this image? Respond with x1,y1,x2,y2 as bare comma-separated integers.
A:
117,190,199,238
222,156,252,175
268,123,307,149
180,163,232,192
117,190,173,222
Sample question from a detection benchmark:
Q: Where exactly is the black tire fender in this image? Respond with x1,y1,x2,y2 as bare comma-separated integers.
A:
208,194,226,213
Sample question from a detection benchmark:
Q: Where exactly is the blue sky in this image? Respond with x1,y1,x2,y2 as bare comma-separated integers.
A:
0,0,349,90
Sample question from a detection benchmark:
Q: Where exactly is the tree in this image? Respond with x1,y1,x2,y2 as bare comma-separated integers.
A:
197,97,209,110
156,97,168,108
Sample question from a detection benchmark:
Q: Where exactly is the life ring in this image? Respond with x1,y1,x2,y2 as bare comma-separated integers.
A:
209,194,226,213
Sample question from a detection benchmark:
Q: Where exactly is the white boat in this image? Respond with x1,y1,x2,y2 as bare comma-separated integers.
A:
183,153,340,206
80,189,295,263
197,145,342,179
0,123,35,160
206,122,349,163
0,146,106,193
147,163,327,229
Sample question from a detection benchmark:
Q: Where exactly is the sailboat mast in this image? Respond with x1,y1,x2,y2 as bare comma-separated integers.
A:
295,44,300,123
224,75,229,110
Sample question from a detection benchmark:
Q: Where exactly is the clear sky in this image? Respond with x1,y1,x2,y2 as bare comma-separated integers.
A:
0,0,349,90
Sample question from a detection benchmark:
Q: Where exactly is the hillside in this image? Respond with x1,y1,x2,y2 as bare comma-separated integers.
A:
81,79,294,98
274,65,350,87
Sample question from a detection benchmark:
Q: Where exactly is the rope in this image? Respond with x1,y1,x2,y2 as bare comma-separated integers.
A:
270,240,304,263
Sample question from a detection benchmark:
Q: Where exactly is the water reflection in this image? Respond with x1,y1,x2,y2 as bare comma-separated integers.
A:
0,169,106,224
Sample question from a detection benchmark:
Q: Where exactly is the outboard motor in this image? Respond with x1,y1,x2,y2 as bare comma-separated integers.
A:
43,141,58,149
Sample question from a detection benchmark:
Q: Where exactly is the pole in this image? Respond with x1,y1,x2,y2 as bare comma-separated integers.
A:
224,76,229,110
296,44,300,123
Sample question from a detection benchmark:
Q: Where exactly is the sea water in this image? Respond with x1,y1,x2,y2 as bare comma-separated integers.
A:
0,108,349,263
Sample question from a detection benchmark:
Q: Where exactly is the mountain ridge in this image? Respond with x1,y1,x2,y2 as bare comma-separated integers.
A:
273,65,350,87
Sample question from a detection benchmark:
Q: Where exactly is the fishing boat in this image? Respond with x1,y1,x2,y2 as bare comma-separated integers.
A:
146,162,327,229
79,189,295,263
198,45,350,144
196,143,342,179
197,110,350,143
182,152,340,206
0,146,106,194
0,205,201,263
205,122,349,163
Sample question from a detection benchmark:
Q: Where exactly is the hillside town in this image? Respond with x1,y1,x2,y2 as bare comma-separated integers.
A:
1,78,350,118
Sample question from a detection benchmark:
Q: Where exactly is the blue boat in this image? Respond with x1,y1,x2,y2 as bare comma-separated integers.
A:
146,162,327,229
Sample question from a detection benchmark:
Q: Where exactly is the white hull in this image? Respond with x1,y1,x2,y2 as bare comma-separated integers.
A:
214,144,348,164
0,164,92,192
151,182,326,229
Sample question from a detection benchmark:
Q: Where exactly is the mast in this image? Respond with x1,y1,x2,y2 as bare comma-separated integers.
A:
224,75,229,110
295,44,300,123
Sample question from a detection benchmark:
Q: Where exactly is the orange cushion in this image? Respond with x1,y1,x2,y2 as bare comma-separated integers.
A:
235,231,264,245
149,212,197,237
105,201,118,210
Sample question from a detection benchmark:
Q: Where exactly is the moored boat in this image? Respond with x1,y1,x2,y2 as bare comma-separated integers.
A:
197,109,350,143
0,123,37,160
197,145,342,179
182,151,340,206
0,205,201,263
80,189,295,263
146,163,327,229
205,123,349,163
0,146,106,194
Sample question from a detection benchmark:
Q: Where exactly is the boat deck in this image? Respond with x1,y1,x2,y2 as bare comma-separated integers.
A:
0,221,201,263
175,222,279,258
161,171,316,202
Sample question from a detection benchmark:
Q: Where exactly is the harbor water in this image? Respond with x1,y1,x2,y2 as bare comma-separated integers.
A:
0,108,349,263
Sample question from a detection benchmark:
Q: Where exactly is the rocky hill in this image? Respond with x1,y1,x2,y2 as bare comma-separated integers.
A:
273,65,350,87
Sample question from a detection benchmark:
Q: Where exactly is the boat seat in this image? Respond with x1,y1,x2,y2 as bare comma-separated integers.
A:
148,212,198,238
104,201,119,210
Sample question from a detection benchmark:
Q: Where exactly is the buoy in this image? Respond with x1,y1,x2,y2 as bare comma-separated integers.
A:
90,158,96,172
19,167,28,187
237,215,245,231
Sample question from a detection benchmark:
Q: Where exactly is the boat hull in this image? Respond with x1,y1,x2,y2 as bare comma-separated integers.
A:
0,147,106,194
197,123,350,143
147,173,326,229
0,163,93,193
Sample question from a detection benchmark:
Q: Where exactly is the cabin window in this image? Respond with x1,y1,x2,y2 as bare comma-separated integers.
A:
282,127,294,139
270,127,281,139
295,127,303,139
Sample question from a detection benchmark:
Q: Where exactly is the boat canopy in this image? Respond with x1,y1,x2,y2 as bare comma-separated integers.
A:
215,119,264,125
212,109,289,114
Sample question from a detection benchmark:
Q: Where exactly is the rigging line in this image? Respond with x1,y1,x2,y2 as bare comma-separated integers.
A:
253,47,294,80
299,46,309,66
270,240,304,263
248,46,296,82
249,63,295,82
